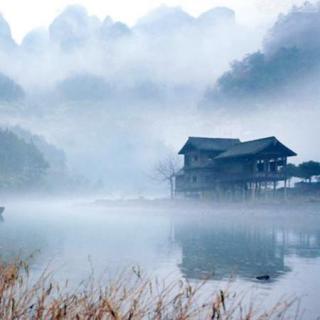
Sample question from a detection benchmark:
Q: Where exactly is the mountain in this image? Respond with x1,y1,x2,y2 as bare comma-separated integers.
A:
197,7,235,27
21,28,50,52
100,17,131,41
263,3,320,56
11,126,67,174
57,73,111,101
0,129,48,189
201,2,320,109
0,73,25,101
49,5,101,49
0,15,17,51
134,5,194,34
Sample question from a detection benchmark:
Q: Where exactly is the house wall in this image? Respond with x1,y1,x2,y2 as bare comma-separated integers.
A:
176,168,217,192
218,159,252,175
184,150,220,169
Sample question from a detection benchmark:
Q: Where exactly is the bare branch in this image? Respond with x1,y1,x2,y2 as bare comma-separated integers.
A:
152,152,182,199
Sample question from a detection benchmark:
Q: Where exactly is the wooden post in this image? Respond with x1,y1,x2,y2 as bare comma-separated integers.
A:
284,179,288,201
216,184,222,202
251,181,256,201
243,182,247,202
232,185,236,202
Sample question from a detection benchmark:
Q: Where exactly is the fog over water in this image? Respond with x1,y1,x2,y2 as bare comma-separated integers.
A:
1,200,320,318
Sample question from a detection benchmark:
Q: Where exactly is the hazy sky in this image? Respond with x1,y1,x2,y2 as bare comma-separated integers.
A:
0,0,309,42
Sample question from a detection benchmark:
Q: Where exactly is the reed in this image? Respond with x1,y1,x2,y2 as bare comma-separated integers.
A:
0,260,298,319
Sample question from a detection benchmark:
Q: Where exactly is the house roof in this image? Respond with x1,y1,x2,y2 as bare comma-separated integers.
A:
215,136,297,159
178,137,240,154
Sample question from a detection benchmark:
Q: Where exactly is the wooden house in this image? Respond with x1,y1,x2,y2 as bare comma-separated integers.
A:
175,136,297,200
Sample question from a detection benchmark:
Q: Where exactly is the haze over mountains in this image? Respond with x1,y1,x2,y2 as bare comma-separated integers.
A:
203,2,320,109
0,2,319,196
0,4,259,101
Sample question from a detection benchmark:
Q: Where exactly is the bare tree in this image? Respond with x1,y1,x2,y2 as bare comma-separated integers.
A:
154,154,182,199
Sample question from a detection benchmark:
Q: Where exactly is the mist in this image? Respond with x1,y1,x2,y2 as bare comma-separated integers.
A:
0,2,319,197
0,3,320,318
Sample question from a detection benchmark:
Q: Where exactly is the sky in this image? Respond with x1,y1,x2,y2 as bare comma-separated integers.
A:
0,0,309,42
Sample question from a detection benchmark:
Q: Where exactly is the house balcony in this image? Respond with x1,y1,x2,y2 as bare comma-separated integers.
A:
175,171,286,193
219,171,286,182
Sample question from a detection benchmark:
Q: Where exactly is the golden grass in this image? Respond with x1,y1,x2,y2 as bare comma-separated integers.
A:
0,260,299,320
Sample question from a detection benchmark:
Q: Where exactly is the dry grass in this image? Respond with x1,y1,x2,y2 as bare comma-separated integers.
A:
0,260,299,320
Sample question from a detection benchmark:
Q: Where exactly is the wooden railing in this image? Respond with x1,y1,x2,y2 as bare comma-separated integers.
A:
175,171,286,192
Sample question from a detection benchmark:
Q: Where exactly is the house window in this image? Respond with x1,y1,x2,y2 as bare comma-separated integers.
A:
269,160,277,172
277,157,285,171
257,160,264,172
193,155,198,161
277,157,284,166
192,176,197,183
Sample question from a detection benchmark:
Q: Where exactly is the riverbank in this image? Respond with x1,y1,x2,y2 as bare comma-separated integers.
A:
0,259,298,320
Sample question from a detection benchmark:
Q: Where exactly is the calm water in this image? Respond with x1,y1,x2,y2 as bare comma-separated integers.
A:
1,200,320,318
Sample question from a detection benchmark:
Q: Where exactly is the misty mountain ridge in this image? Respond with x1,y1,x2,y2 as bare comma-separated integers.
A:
0,3,248,106
0,15,16,51
49,5,102,50
0,2,318,109
197,7,235,27
134,5,195,34
57,73,112,102
263,2,320,56
55,72,201,105
0,72,25,101
21,28,51,53
202,1,320,110
0,3,249,89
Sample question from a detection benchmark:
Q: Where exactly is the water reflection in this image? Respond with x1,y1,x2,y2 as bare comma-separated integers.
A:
175,221,288,281
0,202,320,287
0,213,47,262
174,211,320,282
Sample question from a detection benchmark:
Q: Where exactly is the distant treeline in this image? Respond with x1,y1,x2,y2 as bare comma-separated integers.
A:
0,128,96,194
285,161,320,184
0,129,48,190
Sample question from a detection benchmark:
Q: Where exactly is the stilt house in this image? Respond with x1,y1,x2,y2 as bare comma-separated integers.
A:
175,136,297,199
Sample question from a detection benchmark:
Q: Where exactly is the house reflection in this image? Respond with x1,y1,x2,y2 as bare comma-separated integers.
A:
174,217,320,282
282,229,320,259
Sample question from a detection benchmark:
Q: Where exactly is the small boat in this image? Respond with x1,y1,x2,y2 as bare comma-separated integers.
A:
0,207,5,214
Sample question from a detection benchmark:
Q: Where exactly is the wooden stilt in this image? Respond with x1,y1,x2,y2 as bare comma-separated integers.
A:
264,181,268,200
251,181,256,201
243,183,247,202
284,179,287,201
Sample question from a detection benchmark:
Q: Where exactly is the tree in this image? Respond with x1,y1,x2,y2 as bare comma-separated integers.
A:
0,129,49,190
154,154,182,199
297,161,320,183
282,163,298,187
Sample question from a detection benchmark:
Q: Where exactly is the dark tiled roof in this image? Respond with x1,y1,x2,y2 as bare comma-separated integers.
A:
178,137,240,154
215,136,297,159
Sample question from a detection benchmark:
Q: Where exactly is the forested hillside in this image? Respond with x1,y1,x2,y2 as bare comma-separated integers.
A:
0,129,48,190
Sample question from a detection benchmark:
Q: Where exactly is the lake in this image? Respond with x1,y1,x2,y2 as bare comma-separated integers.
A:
1,200,320,318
